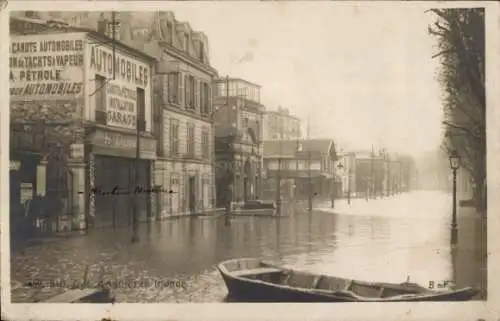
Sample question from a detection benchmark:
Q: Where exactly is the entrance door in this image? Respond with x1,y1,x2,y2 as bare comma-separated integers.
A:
188,176,196,214
243,177,248,203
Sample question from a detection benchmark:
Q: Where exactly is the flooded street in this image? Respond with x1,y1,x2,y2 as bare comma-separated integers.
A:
11,190,486,302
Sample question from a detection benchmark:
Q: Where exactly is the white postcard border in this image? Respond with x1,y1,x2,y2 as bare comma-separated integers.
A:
1,1,499,320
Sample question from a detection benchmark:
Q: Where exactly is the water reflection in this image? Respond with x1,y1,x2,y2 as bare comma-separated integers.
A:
11,191,484,302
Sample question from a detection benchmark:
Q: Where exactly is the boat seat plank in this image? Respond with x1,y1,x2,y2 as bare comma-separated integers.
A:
345,280,353,291
312,275,322,288
350,283,382,298
286,272,319,289
232,267,282,277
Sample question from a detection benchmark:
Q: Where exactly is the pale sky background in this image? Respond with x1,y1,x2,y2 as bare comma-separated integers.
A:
144,4,444,156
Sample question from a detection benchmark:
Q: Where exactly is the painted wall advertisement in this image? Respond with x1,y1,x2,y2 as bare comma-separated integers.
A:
88,43,150,130
9,33,85,100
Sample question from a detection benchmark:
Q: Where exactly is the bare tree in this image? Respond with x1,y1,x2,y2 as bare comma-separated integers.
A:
428,8,486,211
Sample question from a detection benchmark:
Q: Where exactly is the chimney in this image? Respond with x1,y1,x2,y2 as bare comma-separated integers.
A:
97,13,109,36
112,12,122,42
25,11,40,19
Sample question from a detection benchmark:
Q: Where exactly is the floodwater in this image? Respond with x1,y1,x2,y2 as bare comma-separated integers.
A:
10,190,486,302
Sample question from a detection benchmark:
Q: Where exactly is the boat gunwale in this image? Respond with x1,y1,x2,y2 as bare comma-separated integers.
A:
216,258,478,302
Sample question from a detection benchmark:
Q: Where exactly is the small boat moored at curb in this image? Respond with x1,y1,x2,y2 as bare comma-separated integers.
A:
216,258,479,302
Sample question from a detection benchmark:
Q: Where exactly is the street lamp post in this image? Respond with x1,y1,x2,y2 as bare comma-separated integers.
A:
449,150,461,231
331,162,344,208
330,162,336,209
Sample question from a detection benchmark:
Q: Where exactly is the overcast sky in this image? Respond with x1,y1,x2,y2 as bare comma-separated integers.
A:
152,3,443,156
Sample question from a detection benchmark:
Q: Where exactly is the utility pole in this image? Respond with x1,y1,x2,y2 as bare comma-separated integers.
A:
225,75,233,226
275,108,283,216
131,109,141,243
347,165,352,205
370,144,374,199
307,118,313,213
109,12,138,243
330,159,336,209
111,11,117,80
385,150,389,197
294,138,299,203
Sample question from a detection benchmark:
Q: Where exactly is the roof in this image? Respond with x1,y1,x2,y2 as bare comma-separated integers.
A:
214,77,261,88
263,139,338,160
264,110,300,120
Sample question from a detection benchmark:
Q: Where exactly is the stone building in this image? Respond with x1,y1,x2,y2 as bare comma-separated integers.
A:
335,151,357,198
140,11,219,217
9,14,157,231
262,139,339,202
353,149,416,198
212,77,265,206
262,107,301,141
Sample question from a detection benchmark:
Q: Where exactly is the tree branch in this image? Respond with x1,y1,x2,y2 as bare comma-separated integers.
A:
443,121,484,141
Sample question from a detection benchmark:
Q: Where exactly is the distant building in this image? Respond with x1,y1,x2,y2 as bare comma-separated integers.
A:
353,149,416,198
335,151,357,197
263,107,301,141
262,139,339,202
212,77,265,205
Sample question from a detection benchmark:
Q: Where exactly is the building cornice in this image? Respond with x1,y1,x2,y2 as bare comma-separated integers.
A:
84,123,156,139
163,105,214,124
156,155,212,166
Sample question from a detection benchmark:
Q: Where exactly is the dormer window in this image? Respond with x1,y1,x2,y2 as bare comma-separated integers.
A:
166,21,173,43
199,41,205,62
184,33,189,51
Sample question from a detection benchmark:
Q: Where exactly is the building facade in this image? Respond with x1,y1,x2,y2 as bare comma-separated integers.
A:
9,14,157,231
262,107,301,141
213,77,264,206
142,11,218,217
262,139,339,202
353,149,416,198
335,151,357,197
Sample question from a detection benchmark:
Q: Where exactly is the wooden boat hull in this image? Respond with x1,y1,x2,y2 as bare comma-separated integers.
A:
220,269,351,302
217,258,479,303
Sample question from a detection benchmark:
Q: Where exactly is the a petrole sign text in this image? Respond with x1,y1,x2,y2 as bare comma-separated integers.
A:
9,34,84,99
89,44,149,130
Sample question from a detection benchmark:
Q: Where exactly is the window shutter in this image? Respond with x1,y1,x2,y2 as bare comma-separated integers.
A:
162,74,168,105
200,82,205,114
207,83,212,115
184,173,189,212
195,79,200,111
179,72,184,107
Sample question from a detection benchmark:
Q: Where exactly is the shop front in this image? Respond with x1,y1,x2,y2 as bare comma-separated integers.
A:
87,128,156,229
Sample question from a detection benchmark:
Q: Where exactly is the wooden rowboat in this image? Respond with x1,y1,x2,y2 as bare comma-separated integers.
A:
216,258,479,302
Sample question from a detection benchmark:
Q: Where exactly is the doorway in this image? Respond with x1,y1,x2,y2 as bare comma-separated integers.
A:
243,177,248,203
188,176,196,214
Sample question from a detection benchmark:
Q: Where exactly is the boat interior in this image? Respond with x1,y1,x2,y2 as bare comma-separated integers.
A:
222,259,431,299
